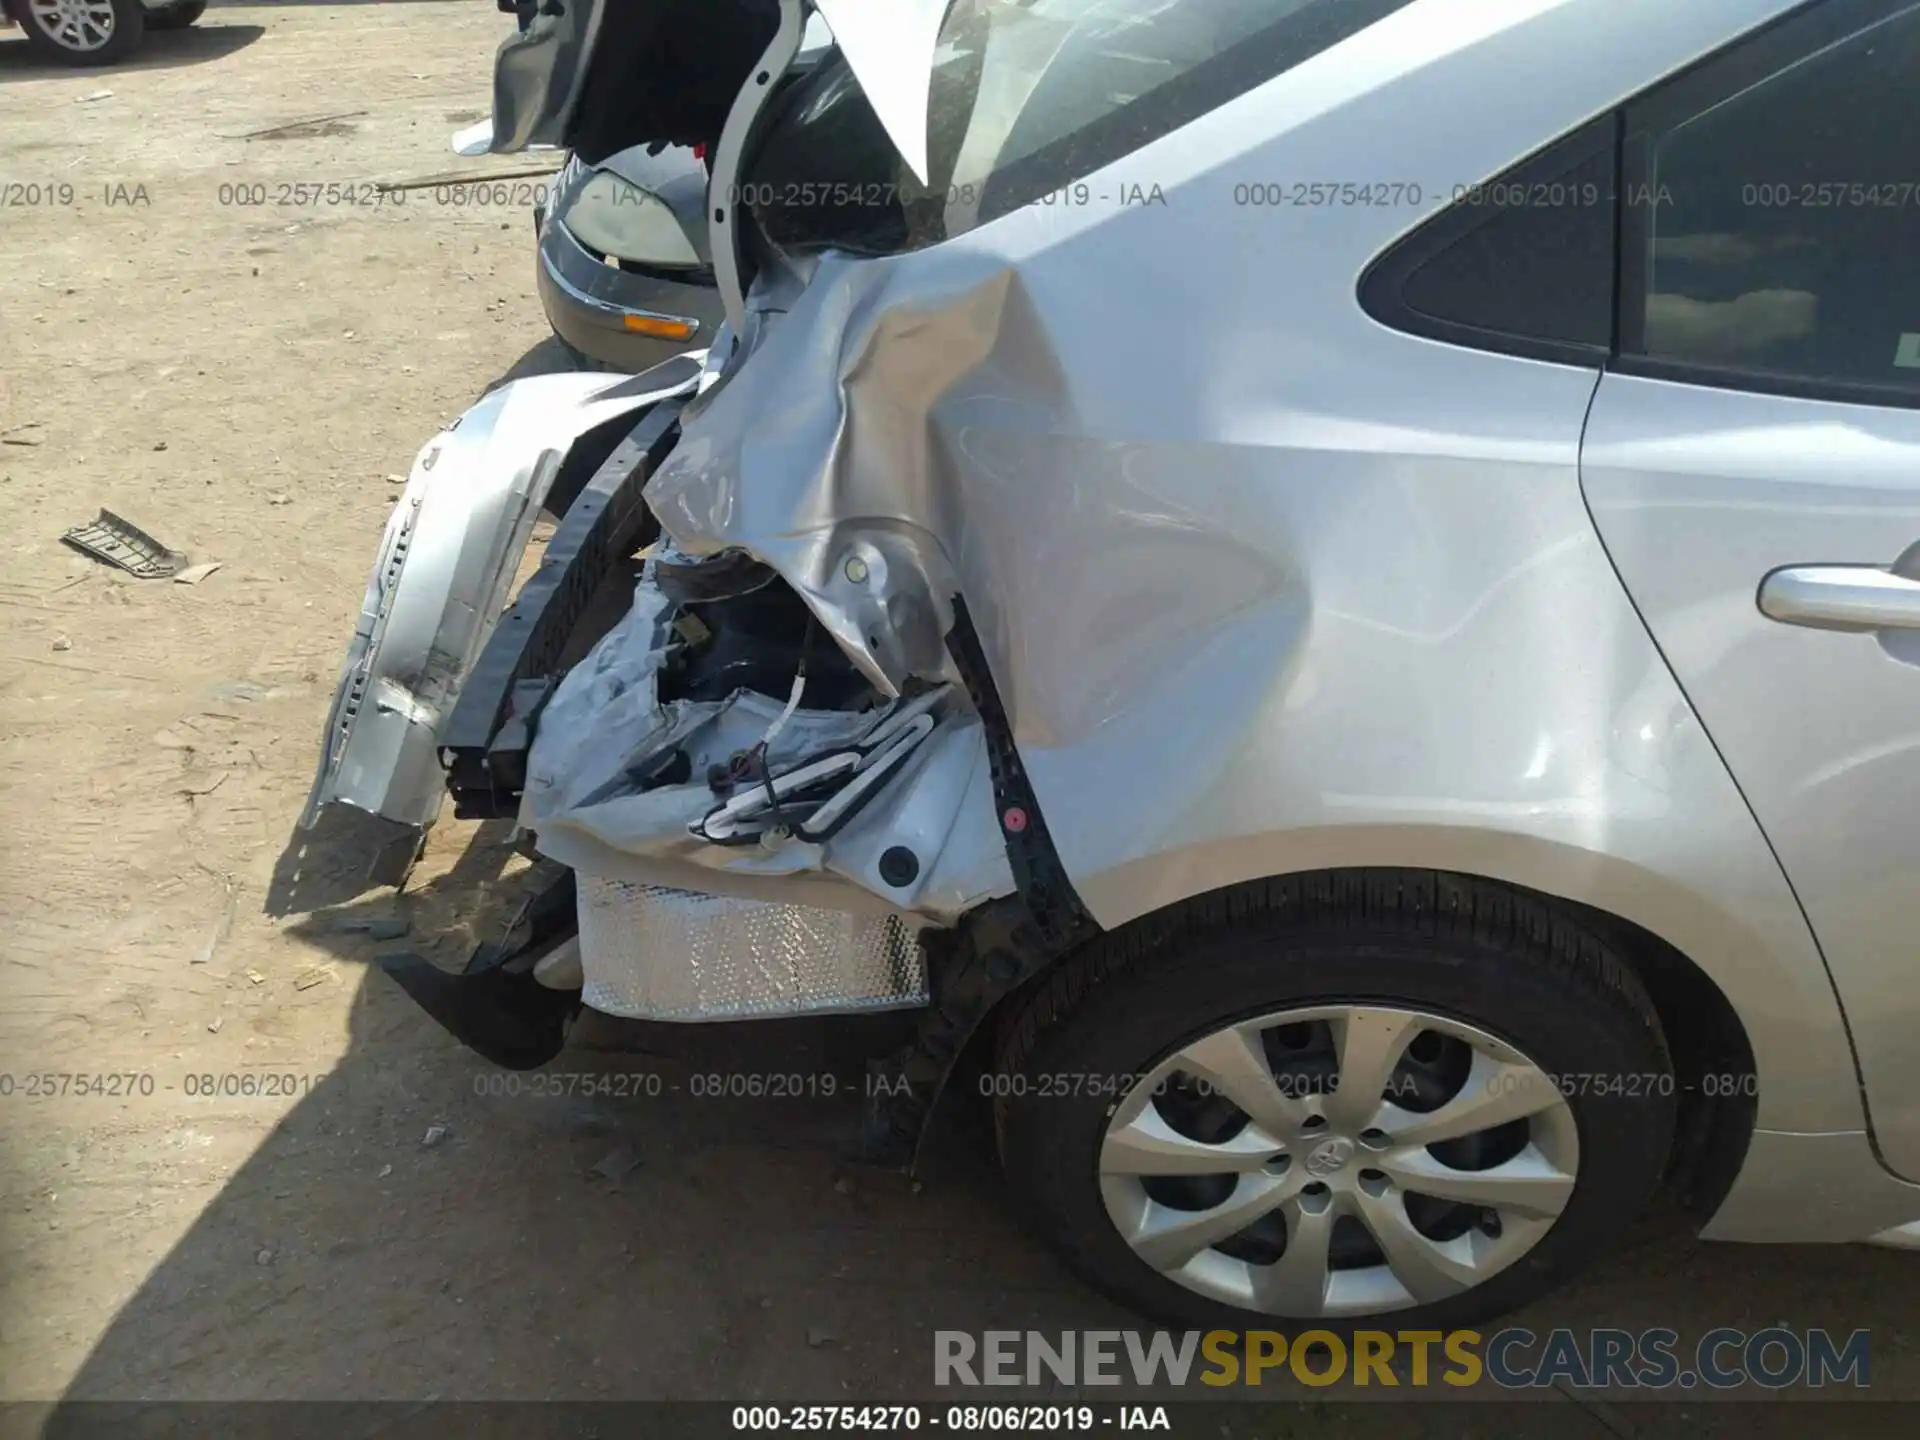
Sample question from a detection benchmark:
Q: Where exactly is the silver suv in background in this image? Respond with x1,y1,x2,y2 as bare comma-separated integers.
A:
1,0,204,66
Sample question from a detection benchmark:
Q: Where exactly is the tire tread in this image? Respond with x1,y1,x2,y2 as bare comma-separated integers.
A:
995,867,1666,1106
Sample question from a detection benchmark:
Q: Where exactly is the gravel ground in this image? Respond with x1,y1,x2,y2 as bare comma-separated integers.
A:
0,3,1914,1428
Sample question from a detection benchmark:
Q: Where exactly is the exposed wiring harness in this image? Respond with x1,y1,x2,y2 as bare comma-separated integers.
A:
751,612,816,838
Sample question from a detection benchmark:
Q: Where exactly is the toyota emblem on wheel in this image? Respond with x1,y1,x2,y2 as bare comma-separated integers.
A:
1303,1137,1355,1178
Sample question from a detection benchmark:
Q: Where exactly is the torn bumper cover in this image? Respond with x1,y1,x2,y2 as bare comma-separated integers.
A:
514,549,1014,1018
520,569,1006,912
300,346,1014,1031
301,359,701,835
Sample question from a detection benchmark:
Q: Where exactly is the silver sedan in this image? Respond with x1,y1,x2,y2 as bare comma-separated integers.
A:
313,0,1920,1333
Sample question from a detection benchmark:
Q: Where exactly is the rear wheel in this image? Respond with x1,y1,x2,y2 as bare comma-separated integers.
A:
20,0,143,64
145,0,205,30
994,871,1675,1332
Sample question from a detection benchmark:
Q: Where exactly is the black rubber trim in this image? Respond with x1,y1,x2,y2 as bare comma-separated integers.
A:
441,399,685,817
542,360,698,515
855,898,1063,1172
1604,353,1920,412
944,597,1098,954
853,603,1103,1171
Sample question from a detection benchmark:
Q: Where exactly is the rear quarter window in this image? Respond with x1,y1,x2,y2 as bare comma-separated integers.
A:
748,0,1423,256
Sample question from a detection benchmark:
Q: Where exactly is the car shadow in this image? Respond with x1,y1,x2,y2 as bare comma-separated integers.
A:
484,333,611,392
0,22,263,75
38,803,1115,1417
32,333,1920,1423
42,759,1920,1417
264,804,432,916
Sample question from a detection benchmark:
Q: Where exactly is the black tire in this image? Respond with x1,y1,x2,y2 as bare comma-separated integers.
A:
19,0,144,64
994,869,1675,1334
145,0,205,31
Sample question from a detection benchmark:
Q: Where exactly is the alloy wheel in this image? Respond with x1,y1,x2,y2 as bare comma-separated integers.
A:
28,0,117,49
1098,1004,1580,1317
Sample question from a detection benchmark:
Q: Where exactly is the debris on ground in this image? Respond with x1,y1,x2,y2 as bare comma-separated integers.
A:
173,562,223,586
378,1164,393,1179
194,873,237,965
206,1017,223,1034
806,1327,838,1348
375,162,561,196
266,492,292,506
589,1145,641,1183
421,1125,448,1149
61,510,187,579
210,679,273,703
78,90,113,105
244,968,266,986
292,966,331,992
833,1175,855,1197
326,914,411,941
223,109,369,142
50,635,72,652
255,1248,273,1266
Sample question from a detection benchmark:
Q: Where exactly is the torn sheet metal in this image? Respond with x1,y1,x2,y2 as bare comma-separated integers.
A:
636,0,1741,958
643,249,1295,738
576,874,926,1021
520,567,1014,921
640,185,1306,927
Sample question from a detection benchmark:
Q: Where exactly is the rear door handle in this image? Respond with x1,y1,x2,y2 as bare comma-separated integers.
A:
1758,565,1920,632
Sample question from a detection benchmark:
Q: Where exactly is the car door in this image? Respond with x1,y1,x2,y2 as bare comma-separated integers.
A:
1581,0,1920,1177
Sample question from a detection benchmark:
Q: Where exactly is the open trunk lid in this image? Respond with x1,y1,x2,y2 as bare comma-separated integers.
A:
490,0,950,183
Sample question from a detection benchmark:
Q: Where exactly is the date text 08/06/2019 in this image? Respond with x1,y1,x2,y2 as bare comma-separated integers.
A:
731,1407,1167,1432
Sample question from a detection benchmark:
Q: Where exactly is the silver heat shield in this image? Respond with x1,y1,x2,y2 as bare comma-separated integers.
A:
575,873,929,1022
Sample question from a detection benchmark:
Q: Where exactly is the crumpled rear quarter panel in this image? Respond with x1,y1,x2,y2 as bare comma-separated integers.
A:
640,0,1861,1133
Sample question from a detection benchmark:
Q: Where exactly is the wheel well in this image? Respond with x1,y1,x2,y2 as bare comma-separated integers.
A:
1549,892,1757,1219
965,866,1757,1221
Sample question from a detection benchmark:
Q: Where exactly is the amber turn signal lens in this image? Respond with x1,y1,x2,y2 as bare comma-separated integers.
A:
623,314,697,341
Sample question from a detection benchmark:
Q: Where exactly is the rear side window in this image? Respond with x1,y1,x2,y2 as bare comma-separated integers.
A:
748,0,1422,257
1619,0,1920,403
1358,118,1618,364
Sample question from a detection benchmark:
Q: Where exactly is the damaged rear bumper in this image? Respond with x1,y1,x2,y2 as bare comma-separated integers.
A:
304,355,1022,1044
301,360,702,835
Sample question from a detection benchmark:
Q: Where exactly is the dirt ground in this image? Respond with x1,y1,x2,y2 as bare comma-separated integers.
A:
0,2,1916,1427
